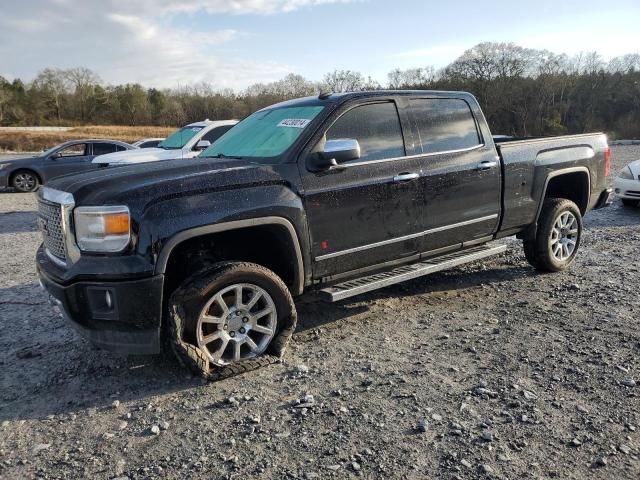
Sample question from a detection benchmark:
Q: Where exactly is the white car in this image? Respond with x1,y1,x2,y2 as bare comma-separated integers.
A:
131,138,165,149
614,159,640,207
93,120,238,166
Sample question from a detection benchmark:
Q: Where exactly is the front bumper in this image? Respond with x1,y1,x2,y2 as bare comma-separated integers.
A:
613,177,640,201
0,171,8,188
37,265,164,355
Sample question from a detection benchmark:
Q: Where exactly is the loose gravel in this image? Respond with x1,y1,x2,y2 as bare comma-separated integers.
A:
0,146,639,479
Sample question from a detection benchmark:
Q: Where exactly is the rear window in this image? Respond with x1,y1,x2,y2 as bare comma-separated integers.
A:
93,143,118,155
409,98,481,154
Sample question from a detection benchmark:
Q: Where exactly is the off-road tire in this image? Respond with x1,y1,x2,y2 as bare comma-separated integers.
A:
167,262,297,380
621,199,639,208
11,170,40,193
523,198,583,272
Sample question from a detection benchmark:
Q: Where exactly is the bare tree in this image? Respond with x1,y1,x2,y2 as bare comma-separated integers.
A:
322,70,365,93
32,68,69,121
64,67,101,122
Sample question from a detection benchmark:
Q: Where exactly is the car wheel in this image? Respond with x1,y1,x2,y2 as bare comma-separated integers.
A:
621,199,639,208
168,262,297,380
11,170,39,192
522,198,583,272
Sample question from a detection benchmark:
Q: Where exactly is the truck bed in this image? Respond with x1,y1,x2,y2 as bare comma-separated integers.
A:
495,133,609,234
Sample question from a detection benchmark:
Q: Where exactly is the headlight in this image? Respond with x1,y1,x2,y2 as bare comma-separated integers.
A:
0,163,9,170
618,166,634,180
74,206,130,252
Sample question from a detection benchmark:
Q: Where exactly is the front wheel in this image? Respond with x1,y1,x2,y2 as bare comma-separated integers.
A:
11,170,39,192
621,199,639,208
523,198,583,272
168,262,297,379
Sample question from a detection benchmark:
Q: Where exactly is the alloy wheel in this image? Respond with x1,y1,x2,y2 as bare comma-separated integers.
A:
196,283,277,365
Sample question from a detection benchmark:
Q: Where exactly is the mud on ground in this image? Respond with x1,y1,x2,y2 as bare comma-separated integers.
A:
0,146,639,479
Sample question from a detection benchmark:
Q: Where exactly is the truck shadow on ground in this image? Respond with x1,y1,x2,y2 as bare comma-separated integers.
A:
0,262,536,422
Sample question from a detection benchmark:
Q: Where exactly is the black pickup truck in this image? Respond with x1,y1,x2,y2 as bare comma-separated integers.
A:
36,91,612,378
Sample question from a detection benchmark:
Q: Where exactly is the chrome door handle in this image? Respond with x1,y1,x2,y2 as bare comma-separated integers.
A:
393,173,419,182
477,161,498,170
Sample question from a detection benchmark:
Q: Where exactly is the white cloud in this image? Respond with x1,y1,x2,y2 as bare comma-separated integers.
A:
0,0,352,89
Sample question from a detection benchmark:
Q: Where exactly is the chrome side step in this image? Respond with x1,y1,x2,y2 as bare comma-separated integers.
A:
319,244,507,302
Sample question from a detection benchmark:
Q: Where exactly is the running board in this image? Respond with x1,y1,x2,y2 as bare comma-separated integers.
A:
319,244,507,302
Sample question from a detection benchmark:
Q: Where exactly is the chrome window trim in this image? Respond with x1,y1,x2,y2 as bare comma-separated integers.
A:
336,143,485,169
315,214,498,261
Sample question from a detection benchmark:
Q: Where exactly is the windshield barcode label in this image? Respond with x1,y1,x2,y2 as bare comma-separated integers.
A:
277,118,311,128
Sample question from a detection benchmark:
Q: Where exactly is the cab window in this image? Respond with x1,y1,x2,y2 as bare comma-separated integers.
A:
326,102,405,162
409,98,481,154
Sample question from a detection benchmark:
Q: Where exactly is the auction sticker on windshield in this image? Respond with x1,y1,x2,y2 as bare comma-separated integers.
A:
277,118,312,128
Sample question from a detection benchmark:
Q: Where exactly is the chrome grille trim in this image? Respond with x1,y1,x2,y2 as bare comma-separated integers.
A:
37,199,66,261
37,187,80,266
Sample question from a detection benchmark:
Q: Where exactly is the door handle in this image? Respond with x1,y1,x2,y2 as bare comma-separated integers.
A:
477,160,498,170
393,172,419,182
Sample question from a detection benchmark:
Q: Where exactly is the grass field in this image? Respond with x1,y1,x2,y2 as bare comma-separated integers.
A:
0,126,176,152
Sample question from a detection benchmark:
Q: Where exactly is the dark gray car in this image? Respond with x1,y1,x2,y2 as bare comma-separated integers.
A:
0,139,135,192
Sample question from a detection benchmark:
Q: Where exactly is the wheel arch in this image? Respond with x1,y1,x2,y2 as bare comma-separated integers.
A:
10,168,43,185
536,167,590,220
156,217,305,296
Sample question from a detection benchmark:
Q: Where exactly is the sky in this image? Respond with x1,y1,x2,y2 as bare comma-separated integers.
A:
1,0,639,90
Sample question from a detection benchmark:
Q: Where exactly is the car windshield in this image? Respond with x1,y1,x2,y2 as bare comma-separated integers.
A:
200,106,324,160
158,126,204,149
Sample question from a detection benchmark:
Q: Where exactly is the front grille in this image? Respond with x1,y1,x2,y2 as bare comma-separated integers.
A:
37,199,66,261
626,190,640,198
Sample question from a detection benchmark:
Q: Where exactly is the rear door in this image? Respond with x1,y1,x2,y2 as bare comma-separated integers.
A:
300,100,424,279
408,97,501,252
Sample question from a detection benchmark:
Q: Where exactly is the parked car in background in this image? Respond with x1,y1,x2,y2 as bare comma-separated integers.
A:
92,120,238,166
0,139,134,192
131,138,165,149
36,91,611,376
613,159,640,207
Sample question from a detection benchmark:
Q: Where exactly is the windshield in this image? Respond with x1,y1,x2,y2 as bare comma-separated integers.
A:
201,106,324,159
158,126,204,149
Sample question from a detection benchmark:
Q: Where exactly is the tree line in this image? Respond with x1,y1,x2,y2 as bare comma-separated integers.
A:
1,42,639,138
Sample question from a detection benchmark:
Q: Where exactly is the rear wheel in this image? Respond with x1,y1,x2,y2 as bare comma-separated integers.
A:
523,198,583,272
621,199,639,208
11,170,39,192
168,262,297,379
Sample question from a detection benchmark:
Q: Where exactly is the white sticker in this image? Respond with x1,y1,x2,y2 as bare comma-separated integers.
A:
277,118,311,129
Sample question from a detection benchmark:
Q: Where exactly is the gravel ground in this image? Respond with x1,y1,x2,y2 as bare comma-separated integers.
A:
0,146,639,480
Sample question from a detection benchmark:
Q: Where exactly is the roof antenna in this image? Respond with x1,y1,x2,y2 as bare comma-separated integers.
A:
318,91,332,100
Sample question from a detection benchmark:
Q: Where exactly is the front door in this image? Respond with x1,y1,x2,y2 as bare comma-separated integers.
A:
407,97,502,252
46,143,94,179
300,100,423,279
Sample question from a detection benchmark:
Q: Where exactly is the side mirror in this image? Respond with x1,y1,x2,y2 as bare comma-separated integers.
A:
195,140,211,151
48,153,59,160
322,138,360,164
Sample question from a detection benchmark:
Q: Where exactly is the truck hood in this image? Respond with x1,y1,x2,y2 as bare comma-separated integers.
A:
46,157,283,209
92,147,188,165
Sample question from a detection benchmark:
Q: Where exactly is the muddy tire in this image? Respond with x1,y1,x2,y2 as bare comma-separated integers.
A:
523,198,583,272
167,262,297,380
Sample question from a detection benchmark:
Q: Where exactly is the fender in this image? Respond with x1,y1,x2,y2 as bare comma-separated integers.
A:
519,166,591,240
154,216,305,296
